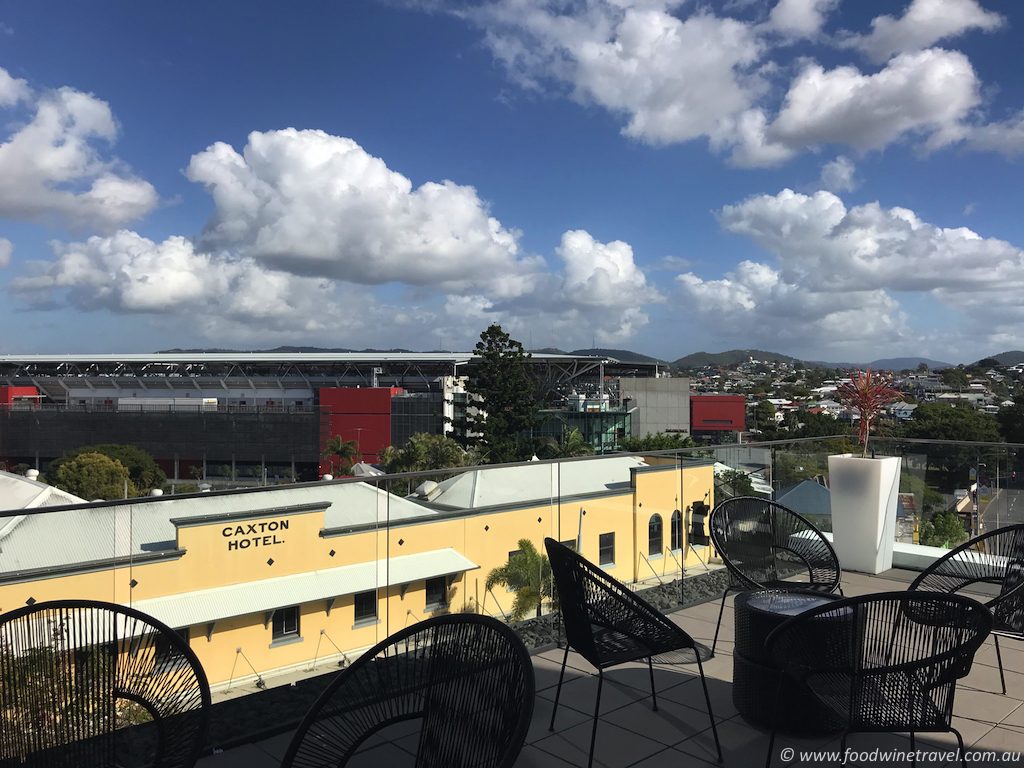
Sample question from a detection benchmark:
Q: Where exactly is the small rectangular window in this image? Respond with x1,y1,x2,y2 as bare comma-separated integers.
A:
425,577,447,610
354,591,377,624
599,532,615,566
508,549,522,562
559,539,577,552
154,627,190,666
272,607,300,641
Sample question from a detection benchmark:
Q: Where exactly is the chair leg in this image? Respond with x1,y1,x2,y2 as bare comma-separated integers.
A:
764,728,776,768
549,645,570,732
712,586,732,656
695,652,723,763
994,635,1007,695
588,670,604,768
840,732,849,765
910,730,916,768
952,726,967,768
648,656,658,711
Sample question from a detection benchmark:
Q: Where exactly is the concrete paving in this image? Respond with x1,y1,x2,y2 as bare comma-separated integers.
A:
197,570,1024,768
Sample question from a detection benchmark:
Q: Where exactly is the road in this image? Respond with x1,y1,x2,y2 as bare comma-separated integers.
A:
980,483,1024,531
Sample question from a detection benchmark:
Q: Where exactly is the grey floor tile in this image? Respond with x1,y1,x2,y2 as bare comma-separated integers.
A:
534,654,588,691
967,727,1024,765
657,675,737,721
531,719,667,768
531,693,592,744
953,687,1023,724
674,715,834,767
538,674,651,717
603,695,718,747
514,744,578,767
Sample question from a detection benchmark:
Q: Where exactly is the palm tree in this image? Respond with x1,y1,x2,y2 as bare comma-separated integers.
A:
485,539,555,620
321,436,361,475
535,427,595,459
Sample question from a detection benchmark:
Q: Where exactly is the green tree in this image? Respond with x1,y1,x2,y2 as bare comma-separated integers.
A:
49,444,166,493
751,400,776,431
905,403,1002,489
381,433,473,474
918,509,968,548
619,432,695,451
465,324,538,463
321,436,362,475
51,452,137,500
717,469,754,496
998,402,1024,443
535,427,595,459
940,367,969,389
905,403,1001,443
484,539,554,620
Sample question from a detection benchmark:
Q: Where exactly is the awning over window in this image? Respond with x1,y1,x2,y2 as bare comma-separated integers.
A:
131,548,478,629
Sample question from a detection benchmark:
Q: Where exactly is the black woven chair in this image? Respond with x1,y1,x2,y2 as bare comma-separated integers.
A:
908,524,1024,694
708,496,842,654
544,538,721,768
763,592,991,768
281,613,534,768
0,599,210,768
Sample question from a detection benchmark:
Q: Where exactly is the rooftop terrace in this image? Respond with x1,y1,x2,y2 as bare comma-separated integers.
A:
196,569,1024,768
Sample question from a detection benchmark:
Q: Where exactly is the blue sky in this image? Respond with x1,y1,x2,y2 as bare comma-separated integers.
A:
1,0,1023,363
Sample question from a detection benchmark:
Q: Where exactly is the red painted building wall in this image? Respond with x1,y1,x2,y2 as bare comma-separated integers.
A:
317,387,403,472
0,386,40,405
690,395,746,432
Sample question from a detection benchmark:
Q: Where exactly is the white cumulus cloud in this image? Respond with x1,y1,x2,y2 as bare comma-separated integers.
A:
678,188,1024,355
465,1,765,146
767,49,980,153
968,111,1024,157
818,155,857,192
457,1,1010,167
11,230,340,331
0,67,29,106
764,0,838,39
844,0,1004,64
186,129,538,296
0,68,157,228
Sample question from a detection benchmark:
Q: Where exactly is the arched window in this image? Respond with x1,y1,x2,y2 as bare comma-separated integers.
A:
670,510,683,551
648,514,663,557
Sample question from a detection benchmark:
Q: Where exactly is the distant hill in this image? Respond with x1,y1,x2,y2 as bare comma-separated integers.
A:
865,357,953,371
158,346,416,354
530,347,570,355
570,348,667,364
990,351,1024,366
673,349,802,368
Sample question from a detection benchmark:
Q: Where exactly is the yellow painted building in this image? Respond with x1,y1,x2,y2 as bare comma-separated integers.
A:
0,455,714,689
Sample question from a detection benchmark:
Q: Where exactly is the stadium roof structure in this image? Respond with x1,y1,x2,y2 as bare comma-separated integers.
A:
0,351,660,399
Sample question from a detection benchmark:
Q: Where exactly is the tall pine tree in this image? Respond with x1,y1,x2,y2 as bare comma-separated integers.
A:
465,324,538,463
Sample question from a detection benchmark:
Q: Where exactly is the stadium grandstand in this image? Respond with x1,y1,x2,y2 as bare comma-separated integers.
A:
0,351,659,484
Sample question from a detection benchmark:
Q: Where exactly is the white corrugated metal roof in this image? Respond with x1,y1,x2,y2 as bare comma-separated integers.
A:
429,456,645,509
130,548,478,629
0,470,86,511
0,481,436,573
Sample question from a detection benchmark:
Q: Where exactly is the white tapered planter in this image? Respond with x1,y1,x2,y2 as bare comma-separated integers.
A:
827,454,901,574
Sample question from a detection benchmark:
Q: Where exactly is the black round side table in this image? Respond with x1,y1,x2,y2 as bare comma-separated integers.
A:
733,590,847,735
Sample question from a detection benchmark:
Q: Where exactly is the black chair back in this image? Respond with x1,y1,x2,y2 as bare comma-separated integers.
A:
0,599,210,768
281,614,534,768
766,591,991,732
910,524,1024,635
709,496,841,591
